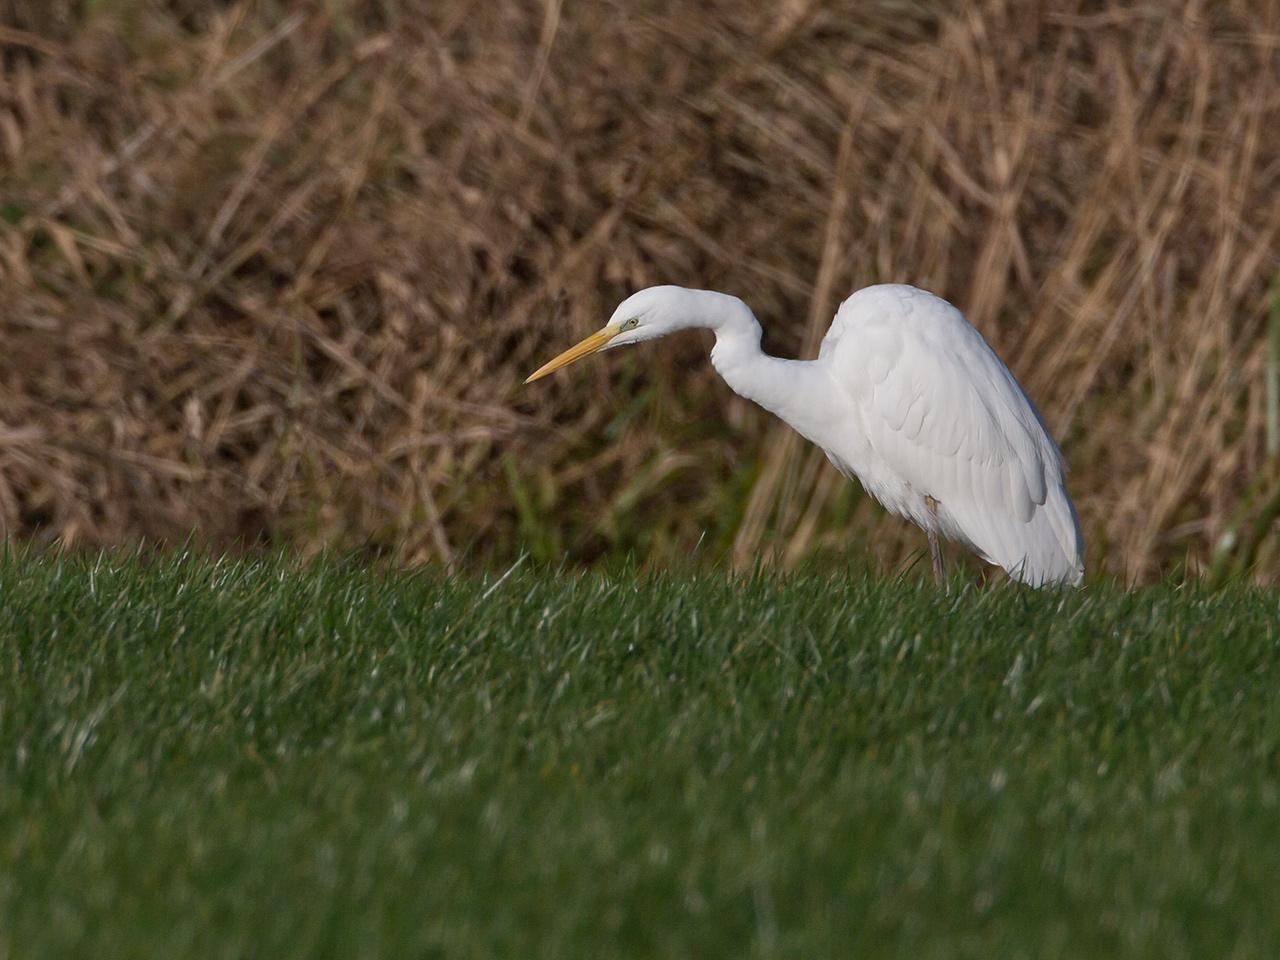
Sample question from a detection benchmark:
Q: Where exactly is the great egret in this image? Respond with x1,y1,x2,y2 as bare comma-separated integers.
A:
526,284,1084,586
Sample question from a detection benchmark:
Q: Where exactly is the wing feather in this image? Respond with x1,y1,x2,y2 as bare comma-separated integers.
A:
821,284,1083,585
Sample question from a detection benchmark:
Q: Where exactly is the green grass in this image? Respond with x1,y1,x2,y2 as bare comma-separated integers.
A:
2,551,1279,958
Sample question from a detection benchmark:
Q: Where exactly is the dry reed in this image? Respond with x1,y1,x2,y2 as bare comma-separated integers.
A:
1,0,1279,581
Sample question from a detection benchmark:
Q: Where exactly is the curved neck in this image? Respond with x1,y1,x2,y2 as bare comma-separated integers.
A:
668,287,762,336
702,294,836,443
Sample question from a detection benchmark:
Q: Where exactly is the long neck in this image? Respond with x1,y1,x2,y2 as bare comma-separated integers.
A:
698,292,837,441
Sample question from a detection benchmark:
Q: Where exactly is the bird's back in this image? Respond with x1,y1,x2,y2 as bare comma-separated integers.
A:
817,284,1083,585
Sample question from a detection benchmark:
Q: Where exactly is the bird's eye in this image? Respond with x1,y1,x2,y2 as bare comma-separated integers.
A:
622,318,640,330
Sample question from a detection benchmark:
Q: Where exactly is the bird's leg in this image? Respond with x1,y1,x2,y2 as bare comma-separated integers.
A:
925,496,946,589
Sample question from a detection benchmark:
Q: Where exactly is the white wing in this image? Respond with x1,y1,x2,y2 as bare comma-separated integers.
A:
819,284,1083,585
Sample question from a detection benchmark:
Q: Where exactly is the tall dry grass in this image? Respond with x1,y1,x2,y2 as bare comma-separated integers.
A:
1,0,1278,581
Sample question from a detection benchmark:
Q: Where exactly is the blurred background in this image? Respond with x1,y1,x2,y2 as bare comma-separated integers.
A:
1,0,1277,582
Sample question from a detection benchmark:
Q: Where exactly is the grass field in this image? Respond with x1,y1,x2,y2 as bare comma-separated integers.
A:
3,550,1280,958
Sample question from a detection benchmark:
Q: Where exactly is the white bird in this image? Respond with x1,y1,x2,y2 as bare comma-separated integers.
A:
526,284,1084,587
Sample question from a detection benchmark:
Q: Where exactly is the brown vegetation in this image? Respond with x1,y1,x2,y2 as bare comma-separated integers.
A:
1,0,1279,581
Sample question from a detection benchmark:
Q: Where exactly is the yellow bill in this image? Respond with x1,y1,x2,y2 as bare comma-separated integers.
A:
525,327,620,383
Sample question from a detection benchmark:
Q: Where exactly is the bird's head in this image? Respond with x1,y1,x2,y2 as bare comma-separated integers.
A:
524,286,720,383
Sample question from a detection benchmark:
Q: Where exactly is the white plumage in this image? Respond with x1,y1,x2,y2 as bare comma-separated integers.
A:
526,283,1084,586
